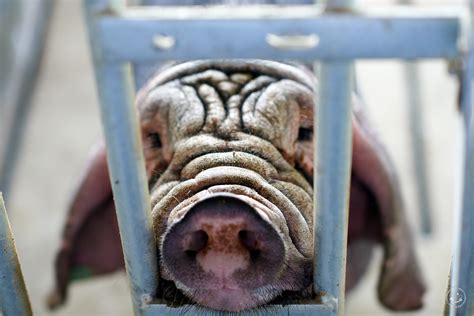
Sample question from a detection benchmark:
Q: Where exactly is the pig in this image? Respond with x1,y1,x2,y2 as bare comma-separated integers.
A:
48,60,425,312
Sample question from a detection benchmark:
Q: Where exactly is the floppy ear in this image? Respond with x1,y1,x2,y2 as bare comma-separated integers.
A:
48,141,123,309
351,104,426,311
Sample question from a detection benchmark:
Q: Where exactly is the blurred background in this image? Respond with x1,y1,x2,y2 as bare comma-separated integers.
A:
0,0,467,315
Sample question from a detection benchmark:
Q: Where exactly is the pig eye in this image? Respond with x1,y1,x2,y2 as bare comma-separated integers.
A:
147,133,162,148
297,127,313,141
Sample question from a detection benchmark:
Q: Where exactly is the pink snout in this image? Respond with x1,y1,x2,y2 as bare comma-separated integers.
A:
161,196,285,295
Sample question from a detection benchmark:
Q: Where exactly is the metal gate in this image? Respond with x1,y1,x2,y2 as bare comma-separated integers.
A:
1,0,473,315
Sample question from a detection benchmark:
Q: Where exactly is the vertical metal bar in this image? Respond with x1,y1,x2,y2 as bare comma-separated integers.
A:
0,0,53,200
313,1,354,314
0,193,32,316
460,83,474,316
84,1,158,315
448,0,474,314
95,62,158,315
449,63,474,316
313,61,354,315
399,0,433,236
403,62,433,234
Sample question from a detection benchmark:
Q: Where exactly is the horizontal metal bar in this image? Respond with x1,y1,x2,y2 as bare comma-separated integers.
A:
142,302,333,315
94,8,460,62
0,193,32,316
120,5,462,20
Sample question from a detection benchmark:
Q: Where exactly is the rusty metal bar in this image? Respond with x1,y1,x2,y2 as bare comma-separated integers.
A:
0,193,32,316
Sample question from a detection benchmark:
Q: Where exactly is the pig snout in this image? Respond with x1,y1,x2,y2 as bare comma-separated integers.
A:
161,195,285,310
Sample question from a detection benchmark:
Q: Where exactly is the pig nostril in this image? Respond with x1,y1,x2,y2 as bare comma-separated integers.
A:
184,230,208,254
249,249,261,263
185,250,197,258
239,230,262,263
238,230,259,252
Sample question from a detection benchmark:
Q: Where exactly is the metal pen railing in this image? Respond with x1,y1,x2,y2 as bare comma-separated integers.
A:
0,193,32,316
80,0,473,315
447,0,474,314
1,0,472,315
0,0,53,200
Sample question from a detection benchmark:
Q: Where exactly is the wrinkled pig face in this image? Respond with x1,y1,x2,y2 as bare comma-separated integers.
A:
137,60,315,311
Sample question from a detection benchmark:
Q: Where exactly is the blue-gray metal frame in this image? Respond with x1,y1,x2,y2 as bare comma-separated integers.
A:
92,62,158,315
313,61,353,314
399,0,433,237
83,0,472,315
447,0,474,314
0,0,53,200
0,193,32,316
95,8,459,61
403,61,433,235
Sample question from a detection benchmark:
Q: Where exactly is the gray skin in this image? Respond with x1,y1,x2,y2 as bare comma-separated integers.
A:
49,60,425,312
139,61,315,311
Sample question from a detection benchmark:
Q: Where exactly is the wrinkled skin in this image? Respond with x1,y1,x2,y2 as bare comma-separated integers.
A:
49,60,425,312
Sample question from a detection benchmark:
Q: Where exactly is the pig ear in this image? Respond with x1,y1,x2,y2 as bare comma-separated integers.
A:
48,141,124,309
351,106,426,310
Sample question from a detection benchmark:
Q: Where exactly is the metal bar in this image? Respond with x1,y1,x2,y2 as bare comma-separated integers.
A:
95,11,460,62
448,0,474,311
116,4,461,19
399,0,433,236
84,1,158,315
312,6,354,313
449,71,474,316
446,0,474,313
403,62,433,234
457,115,474,315
0,193,32,316
139,0,315,4
94,62,158,314
142,302,333,315
313,61,353,315
0,0,53,200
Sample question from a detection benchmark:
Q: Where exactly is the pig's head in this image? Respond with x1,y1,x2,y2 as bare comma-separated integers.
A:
137,60,315,310
49,60,425,312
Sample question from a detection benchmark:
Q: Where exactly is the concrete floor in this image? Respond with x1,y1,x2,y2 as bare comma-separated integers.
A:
3,0,465,315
